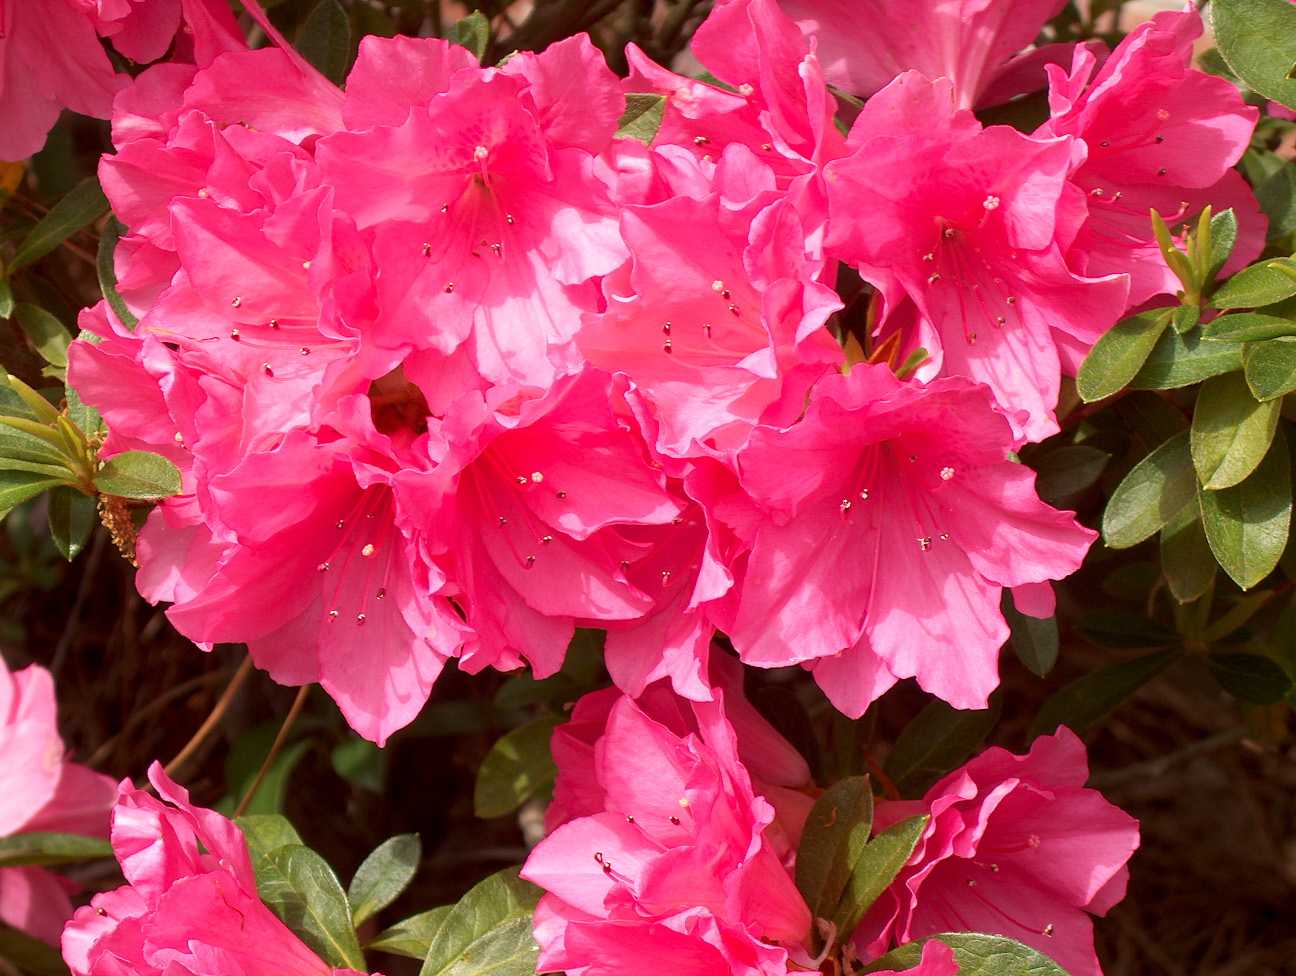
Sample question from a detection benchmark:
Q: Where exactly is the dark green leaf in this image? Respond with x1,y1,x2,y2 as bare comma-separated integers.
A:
0,420,73,466
0,921,71,976
13,303,69,370
349,834,421,926
48,485,96,560
95,450,182,499
863,932,1072,976
1255,164,1296,241
332,736,386,793
1208,651,1294,703
1074,608,1180,650
473,713,560,819
7,178,108,272
367,907,452,959
1030,648,1183,738
794,776,873,943
833,814,928,937
883,694,1001,799
1199,430,1292,589
1030,445,1108,507
752,685,824,784
1209,257,1296,309
1129,328,1243,390
236,813,304,861
1102,430,1196,548
0,832,112,868
1172,302,1200,335
1002,589,1059,677
1160,507,1217,603
1192,371,1280,489
96,216,139,331
492,672,578,711
617,93,667,144
1076,308,1172,402
445,10,490,61
0,470,66,520
1210,0,1296,109
0,280,12,320
1203,312,1296,342
225,738,311,819
1207,207,1239,280
264,845,366,971
297,0,351,85
1244,336,1296,400
420,868,543,976
65,376,103,440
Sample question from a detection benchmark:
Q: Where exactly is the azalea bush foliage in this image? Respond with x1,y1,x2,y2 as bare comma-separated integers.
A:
2,0,1296,973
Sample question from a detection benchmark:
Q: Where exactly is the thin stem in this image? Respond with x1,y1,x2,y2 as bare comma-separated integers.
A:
233,684,310,818
163,655,256,777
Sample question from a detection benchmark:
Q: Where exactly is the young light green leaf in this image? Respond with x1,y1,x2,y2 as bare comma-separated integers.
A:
13,304,70,370
1171,302,1200,335
1130,328,1243,390
7,177,108,272
617,93,667,144
1210,0,1296,110
883,695,1001,799
1206,207,1239,281
1102,430,1197,548
473,713,560,819
1002,589,1059,677
1076,308,1172,402
348,834,421,926
48,485,96,560
1244,336,1296,400
420,868,543,976
832,814,929,937
0,832,112,868
862,932,1073,976
794,776,873,944
445,10,490,62
1199,430,1292,590
1207,651,1294,704
263,845,366,971
1209,257,1296,309
366,906,451,959
96,216,139,331
95,450,182,499
1192,371,1280,488
1204,312,1296,343
0,470,66,520
1030,647,1183,739
0,420,73,467
297,0,351,85
1160,507,1216,604
1,374,61,424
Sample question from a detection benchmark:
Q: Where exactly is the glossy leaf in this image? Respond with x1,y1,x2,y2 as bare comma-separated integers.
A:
1129,328,1243,390
1160,507,1217,603
473,713,560,819
298,0,351,85
1210,0,1296,109
1199,431,1292,590
883,694,1001,799
1074,608,1180,650
1102,430,1196,548
48,485,96,560
367,907,451,959
96,216,138,331
795,776,872,942
1192,372,1279,489
863,932,1072,976
348,834,421,926
420,868,543,976
1209,257,1296,309
1208,651,1294,704
7,177,108,272
833,814,928,937
1031,647,1183,739
617,93,666,144
1076,307,1172,402
0,832,112,868
1030,445,1108,507
13,304,69,370
95,450,181,499
1203,312,1296,342
445,10,489,61
1244,336,1296,400
263,845,366,971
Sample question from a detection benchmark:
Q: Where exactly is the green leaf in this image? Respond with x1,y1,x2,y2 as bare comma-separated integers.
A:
263,845,366,971
1192,371,1280,488
1102,430,1197,548
1206,207,1239,281
48,485,96,560
1030,647,1183,739
1210,0,1296,110
236,813,304,860
1199,429,1292,589
297,0,351,85
794,776,873,942
0,280,13,320
833,814,928,937
348,834,421,926
1160,507,1217,603
367,907,452,959
7,177,108,272
1203,312,1296,342
224,737,311,819
0,831,112,868
1074,608,1180,650
1129,328,1244,390
420,867,543,976
1256,164,1296,241
883,694,1001,799
863,932,1073,976
1002,589,1059,677
0,921,72,976
1076,308,1172,402
1208,651,1294,703
0,373,61,424
1209,257,1296,309
1030,445,1108,508
445,10,490,62
0,420,73,466
617,93,667,144
1171,302,1200,335
1244,336,1296,400
65,378,104,440
473,713,560,819
332,736,387,793
95,450,182,499
13,303,70,370
0,470,66,520
96,216,139,331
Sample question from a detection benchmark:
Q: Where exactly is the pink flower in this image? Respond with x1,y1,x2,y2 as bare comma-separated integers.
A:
855,728,1139,976
721,364,1095,716
0,660,115,945
62,764,374,976
521,680,814,976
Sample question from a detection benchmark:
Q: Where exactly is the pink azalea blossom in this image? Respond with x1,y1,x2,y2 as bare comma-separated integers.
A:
0,659,115,945
855,728,1139,976
62,763,375,976
521,680,814,976
721,364,1095,716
